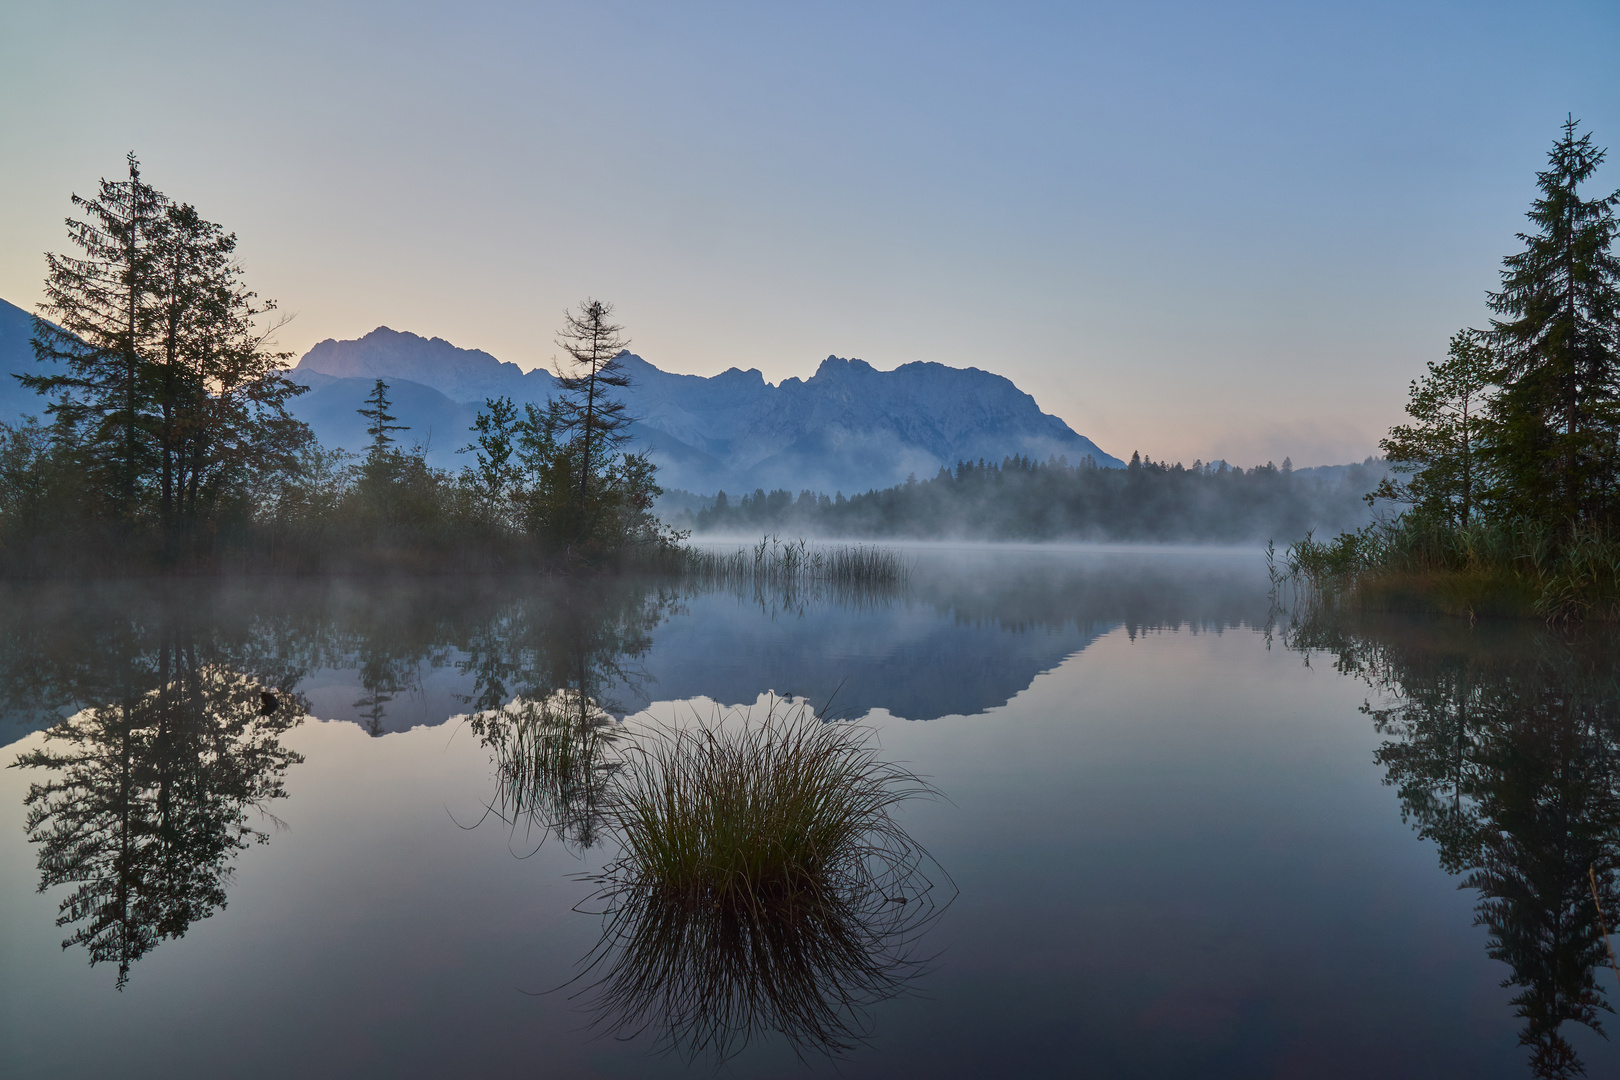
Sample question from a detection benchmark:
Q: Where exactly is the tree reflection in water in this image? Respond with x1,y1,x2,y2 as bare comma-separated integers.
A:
1,572,945,1037
1289,614,1620,1077
456,580,674,852
4,591,306,988
445,581,953,1060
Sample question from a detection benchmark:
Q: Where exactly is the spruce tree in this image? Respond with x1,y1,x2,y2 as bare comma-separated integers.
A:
1485,117,1620,526
23,153,169,519
357,378,408,463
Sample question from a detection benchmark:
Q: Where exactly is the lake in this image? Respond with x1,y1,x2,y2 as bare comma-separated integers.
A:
2,545,1617,1079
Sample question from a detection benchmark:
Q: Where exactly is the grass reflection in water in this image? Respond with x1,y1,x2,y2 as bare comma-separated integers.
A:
466,690,623,854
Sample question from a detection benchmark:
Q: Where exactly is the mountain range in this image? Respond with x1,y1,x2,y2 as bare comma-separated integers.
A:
0,297,1122,494
289,326,1122,493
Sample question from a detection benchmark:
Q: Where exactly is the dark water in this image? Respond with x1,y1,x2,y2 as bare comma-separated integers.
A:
2,546,1618,1079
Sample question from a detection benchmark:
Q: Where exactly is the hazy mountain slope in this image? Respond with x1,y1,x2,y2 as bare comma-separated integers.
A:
0,298,44,426
298,326,556,405
286,374,479,468
614,353,1120,479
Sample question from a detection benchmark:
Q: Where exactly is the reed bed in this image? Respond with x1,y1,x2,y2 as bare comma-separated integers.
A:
574,698,946,1061
679,536,908,592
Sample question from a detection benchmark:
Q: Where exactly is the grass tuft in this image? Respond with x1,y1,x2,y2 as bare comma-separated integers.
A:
575,697,946,1060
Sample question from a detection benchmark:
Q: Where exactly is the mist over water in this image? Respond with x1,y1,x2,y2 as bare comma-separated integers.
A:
1,547,1614,1077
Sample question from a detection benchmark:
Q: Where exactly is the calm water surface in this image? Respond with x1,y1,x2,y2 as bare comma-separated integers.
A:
2,546,1617,1078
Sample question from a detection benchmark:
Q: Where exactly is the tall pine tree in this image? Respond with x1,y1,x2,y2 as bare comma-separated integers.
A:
1485,117,1620,526
23,153,169,519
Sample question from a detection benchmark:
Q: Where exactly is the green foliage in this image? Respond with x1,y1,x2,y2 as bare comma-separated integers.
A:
605,701,932,914
1485,117,1620,526
462,394,522,512
2,163,679,574
1374,330,1494,527
8,155,312,564
680,536,908,597
1285,516,1620,621
580,699,944,1060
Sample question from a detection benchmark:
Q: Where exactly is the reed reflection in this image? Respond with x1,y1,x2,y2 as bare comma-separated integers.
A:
571,703,950,1063
469,691,622,852
457,580,675,850
1290,615,1620,1078
3,592,306,988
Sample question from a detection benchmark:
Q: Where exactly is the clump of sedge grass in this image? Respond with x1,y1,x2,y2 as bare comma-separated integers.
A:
576,698,946,1061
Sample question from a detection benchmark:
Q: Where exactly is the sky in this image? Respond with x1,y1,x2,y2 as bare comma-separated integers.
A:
2,0,1617,467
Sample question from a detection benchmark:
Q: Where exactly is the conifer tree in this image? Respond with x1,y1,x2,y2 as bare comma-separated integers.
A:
552,299,632,503
149,201,306,537
19,155,309,546
23,153,169,518
1485,117,1620,525
357,379,408,463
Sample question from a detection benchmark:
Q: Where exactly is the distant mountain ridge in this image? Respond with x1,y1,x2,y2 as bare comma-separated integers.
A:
289,325,1122,493
297,327,557,405
0,303,1121,494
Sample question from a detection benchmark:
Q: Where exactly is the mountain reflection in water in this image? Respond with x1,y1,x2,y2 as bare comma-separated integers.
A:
1288,612,1620,1079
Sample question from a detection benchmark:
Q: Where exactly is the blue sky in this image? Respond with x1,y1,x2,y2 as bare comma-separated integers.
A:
2,0,1616,465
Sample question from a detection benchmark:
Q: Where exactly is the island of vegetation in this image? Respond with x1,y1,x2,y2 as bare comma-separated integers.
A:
1287,118,1620,622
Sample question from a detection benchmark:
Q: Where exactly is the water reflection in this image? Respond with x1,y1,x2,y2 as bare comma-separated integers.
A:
1289,615,1620,1077
0,554,1259,1007
574,854,947,1063
2,553,1267,742
469,692,622,852
3,590,307,988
